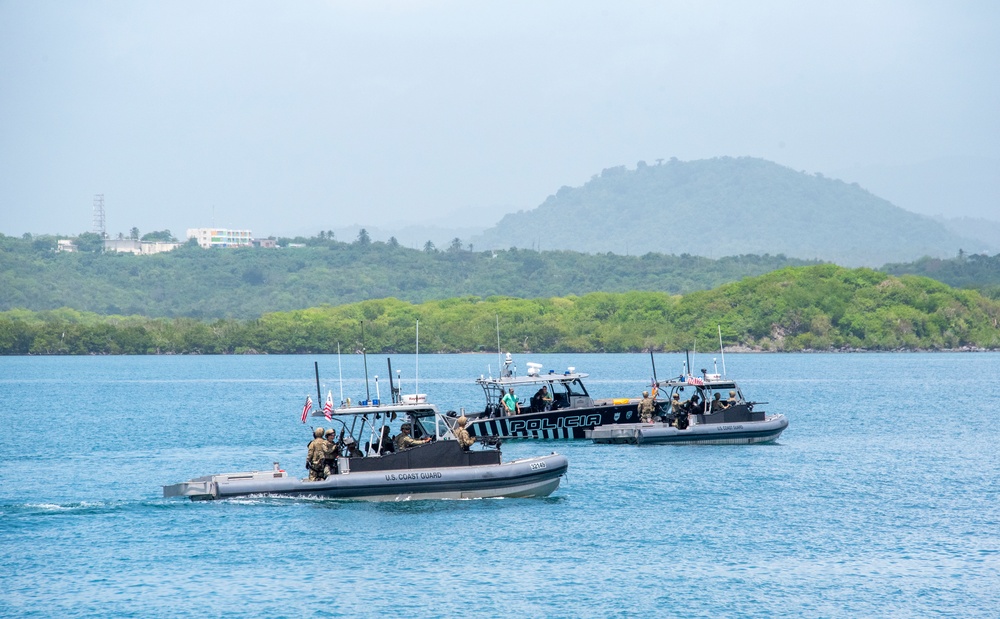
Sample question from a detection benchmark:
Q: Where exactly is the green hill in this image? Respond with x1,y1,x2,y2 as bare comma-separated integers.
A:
0,233,813,319
883,251,1000,300
473,157,989,266
3,265,997,354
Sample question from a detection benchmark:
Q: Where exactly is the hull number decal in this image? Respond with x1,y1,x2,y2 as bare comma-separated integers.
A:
529,462,547,470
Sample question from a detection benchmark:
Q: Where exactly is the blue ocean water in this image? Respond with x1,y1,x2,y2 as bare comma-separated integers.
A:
1,352,998,618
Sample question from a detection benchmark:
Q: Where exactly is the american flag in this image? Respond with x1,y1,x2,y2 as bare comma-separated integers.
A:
301,395,312,423
323,391,334,420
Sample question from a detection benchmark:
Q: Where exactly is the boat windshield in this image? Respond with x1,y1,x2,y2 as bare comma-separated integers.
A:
411,413,452,441
564,379,589,397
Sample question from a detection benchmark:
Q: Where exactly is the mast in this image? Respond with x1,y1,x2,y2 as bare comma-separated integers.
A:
496,314,502,373
718,325,727,378
314,361,322,406
362,321,371,403
337,342,344,405
387,357,396,404
415,320,419,398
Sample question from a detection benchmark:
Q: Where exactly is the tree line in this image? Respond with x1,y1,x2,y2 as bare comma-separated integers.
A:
2,265,998,355
1,231,816,319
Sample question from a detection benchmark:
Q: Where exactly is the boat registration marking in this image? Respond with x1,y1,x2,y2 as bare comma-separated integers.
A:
384,471,443,481
529,462,547,470
508,414,603,433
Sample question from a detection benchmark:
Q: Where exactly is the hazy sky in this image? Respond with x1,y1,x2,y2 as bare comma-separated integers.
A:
2,1,998,239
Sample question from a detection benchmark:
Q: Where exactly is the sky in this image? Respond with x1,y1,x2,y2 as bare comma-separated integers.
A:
1,1,998,240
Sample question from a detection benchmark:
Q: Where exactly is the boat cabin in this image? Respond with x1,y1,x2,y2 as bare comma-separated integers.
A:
659,377,764,424
476,366,595,416
312,400,493,464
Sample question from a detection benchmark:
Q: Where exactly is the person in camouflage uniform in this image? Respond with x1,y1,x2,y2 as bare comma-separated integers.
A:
453,416,475,450
373,426,395,455
727,390,738,407
710,392,726,412
670,393,682,413
394,423,431,451
306,427,327,481
637,391,655,423
669,393,691,429
342,436,364,458
323,428,342,477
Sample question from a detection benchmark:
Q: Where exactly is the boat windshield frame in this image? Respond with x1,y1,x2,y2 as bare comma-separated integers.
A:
476,373,592,408
658,379,746,408
312,402,456,450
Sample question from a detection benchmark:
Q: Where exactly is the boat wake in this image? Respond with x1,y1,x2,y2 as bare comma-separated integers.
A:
3,500,129,518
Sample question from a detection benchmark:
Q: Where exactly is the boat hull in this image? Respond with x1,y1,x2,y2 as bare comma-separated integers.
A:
465,402,652,440
164,453,568,501
587,414,788,445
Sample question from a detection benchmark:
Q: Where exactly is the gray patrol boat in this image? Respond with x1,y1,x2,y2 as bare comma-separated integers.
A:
165,397,568,502
587,363,788,446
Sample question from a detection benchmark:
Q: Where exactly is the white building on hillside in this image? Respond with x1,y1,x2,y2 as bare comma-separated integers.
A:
104,239,182,255
186,228,253,248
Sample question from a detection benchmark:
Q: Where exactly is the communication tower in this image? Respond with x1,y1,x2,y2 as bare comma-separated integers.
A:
92,194,106,238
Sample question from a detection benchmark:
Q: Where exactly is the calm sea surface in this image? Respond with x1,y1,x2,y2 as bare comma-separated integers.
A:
1,352,998,618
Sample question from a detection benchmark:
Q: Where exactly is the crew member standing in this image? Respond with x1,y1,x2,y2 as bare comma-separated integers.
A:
307,427,327,481
501,388,520,415
323,428,341,477
453,416,476,450
638,391,655,423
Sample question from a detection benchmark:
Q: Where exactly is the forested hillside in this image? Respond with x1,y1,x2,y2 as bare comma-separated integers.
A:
884,251,1000,299
3,265,997,354
473,157,990,266
0,233,814,319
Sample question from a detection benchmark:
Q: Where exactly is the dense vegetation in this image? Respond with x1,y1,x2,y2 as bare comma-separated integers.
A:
0,232,815,319
474,157,990,266
884,251,1000,300
3,265,997,355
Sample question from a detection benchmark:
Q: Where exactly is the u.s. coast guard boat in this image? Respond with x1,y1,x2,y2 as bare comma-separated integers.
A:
164,367,568,501
586,366,788,445
461,353,663,440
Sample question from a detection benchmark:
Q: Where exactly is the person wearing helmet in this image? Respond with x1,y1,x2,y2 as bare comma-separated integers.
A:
322,428,341,476
453,416,475,450
342,436,364,458
638,390,655,423
306,427,327,481
670,392,683,415
711,392,725,412
727,389,738,407
373,426,395,455
394,423,431,451
669,392,691,430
